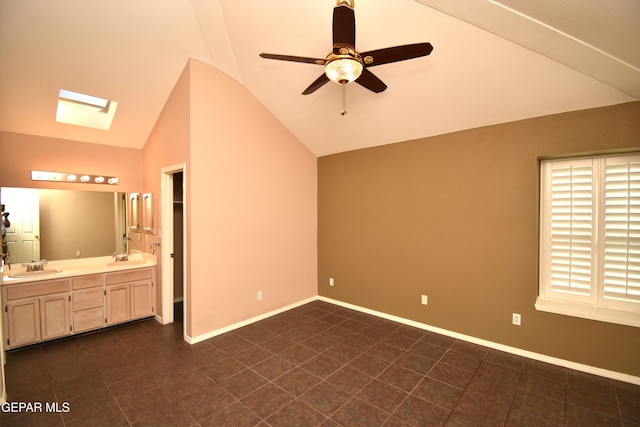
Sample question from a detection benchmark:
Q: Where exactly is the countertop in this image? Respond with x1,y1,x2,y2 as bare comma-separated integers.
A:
1,253,156,285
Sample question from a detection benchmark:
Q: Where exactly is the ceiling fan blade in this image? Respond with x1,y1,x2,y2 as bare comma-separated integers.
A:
360,42,433,67
333,5,355,52
302,74,330,95
259,53,325,65
356,68,387,93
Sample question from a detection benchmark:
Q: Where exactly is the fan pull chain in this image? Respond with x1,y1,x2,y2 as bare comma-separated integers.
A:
341,84,347,115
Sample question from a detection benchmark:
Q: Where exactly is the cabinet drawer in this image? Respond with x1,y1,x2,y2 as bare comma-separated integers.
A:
105,268,152,285
73,307,104,333
72,274,103,290
6,280,70,300
73,288,104,311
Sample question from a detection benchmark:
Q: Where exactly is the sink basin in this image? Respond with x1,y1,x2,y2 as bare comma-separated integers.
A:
9,268,63,278
106,259,146,267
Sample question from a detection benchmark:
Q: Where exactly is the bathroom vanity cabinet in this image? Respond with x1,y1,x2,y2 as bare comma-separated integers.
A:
2,267,155,349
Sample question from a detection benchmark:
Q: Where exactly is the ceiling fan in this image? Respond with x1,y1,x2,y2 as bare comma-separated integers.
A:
259,0,433,98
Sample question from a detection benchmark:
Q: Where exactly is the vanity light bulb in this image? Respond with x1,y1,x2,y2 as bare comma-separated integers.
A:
80,175,90,182
53,173,62,180
108,177,119,185
95,176,105,183
67,174,77,181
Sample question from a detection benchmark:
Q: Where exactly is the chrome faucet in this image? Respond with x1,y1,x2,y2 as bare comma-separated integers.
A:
112,252,128,262
23,259,47,271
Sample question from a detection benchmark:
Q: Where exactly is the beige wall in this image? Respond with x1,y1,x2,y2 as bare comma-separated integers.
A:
144,59,318,338
143,60,191,328
318,101,640,377
188,59,317,337
0,132,142,192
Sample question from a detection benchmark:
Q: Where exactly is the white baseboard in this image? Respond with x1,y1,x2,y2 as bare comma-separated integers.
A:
186,297,317,345
318,296,640,386
182,295,639,385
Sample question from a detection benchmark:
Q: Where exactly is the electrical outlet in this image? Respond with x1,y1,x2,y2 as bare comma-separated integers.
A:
421,295,428,305
512,313,521,326
257,291,263,301
329,277,334,287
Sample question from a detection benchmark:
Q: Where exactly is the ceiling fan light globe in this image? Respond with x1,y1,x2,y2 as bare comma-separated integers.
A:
325,58,363,84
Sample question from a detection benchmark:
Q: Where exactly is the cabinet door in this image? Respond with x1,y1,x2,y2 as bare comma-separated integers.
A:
106,284,130,325
131,281,154,319
7,298,41,347
40,294,71,340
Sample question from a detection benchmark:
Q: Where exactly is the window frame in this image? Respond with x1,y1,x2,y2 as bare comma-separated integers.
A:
536,153,640,328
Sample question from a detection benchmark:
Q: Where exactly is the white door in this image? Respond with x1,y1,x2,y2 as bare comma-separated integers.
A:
1,187,40,263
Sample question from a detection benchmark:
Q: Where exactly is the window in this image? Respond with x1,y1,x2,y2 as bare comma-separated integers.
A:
56,89,118,130
537,153,640,327
58,89,110,110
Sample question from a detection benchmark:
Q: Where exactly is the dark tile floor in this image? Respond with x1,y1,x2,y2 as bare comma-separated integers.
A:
2,300,639,426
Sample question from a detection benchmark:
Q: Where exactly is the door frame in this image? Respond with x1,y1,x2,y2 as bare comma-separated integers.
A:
160,163,187,333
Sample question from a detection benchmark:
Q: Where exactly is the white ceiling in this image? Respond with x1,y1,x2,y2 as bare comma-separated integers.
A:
1,0,638,157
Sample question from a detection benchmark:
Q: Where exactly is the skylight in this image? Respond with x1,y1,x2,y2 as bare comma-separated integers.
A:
56,89,118,130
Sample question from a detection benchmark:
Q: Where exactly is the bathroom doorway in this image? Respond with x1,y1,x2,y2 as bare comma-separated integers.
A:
160,164,187,337
172,171,184,323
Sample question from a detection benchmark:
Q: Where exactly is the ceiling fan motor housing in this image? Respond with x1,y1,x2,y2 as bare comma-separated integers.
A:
336,0,355,8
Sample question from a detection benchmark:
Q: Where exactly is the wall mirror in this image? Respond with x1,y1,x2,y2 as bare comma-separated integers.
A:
1,187,131,263
143,193,154,233
128,192,140,232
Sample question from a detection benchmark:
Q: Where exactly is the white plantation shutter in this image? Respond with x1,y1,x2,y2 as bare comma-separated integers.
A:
543,159,595,303
601,156,640,308
539,154,640,327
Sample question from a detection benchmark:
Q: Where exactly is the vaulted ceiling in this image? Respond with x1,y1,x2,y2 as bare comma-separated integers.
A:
1,0,638,156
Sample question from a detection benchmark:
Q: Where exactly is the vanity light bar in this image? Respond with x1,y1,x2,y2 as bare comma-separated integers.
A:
31,170,120,185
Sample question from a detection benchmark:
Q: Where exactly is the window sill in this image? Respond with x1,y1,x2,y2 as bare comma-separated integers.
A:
535,297,640,328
